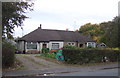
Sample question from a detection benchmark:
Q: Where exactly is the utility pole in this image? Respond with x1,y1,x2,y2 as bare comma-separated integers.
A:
21,28,24,37
118,1,120,17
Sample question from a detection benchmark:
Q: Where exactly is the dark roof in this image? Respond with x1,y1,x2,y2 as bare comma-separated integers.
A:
19,28,95,42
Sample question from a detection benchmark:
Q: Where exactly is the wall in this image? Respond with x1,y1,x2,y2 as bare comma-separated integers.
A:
17,41,25,52
17,41,96,53
17,41,64,53
64,42,77,46
64,42,86,48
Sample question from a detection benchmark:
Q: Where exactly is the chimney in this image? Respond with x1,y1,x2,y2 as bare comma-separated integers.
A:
40,24,42,29
66,28,68,31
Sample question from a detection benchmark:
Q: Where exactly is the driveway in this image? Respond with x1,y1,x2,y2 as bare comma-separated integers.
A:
15,54,66,70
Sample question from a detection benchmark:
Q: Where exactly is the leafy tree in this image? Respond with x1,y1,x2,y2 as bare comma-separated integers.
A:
79,23,103,42
105,17,119,47
2,2,34,68
2,2,34,39
78,16,120,48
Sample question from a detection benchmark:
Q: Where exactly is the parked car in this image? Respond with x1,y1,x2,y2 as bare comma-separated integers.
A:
15,50,23,54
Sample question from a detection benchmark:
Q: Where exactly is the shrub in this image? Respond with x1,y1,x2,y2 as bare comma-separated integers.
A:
111,48,120,50
63,45,80,49
42,48,49,54
2,40,16,68
63,48,120,64
42,53,56,59
87,46,93,48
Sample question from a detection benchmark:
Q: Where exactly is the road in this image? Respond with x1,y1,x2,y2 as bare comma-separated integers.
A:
54,68,119,76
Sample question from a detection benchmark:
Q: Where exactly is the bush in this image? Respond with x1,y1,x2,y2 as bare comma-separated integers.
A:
42,48,49,54
87,46,94,49
63,48,120,64
42,53,56,59
63,45,80,49
2,40,16,68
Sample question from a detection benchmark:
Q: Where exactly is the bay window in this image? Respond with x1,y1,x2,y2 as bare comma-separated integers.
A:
27,42,37,49
51,43,59,49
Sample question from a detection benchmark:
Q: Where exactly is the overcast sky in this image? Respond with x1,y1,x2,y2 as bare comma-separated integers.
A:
14,0,119,37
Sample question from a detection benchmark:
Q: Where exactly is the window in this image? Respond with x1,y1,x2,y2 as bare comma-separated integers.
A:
88,43,91,46
72,43,75,45
67,42,75,46
68,43,71,45
87,42,92,47
87,42,96,47
27,42,37,49
52,43,59,49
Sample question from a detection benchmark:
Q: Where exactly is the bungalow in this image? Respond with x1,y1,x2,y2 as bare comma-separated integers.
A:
16,25,96,53
97,43,107,48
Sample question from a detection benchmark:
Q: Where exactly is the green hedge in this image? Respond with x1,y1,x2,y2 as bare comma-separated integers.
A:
63,49,120,64
2,40,16,68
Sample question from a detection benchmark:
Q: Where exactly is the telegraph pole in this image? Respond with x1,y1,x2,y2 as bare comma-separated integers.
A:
118,1,120,17
21,28,24,37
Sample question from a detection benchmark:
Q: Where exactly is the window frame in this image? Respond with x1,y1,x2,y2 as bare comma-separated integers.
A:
67,42,75,46
51,43,59,49
27,42,37,49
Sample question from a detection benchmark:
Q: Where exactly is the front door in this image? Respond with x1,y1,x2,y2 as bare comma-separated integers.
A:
79,44,83,48
42,43,47,48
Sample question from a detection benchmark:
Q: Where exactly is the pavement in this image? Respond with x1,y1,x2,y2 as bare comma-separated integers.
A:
2,63,119,77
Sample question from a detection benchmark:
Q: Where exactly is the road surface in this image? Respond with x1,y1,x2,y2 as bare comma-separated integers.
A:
54,68,119,76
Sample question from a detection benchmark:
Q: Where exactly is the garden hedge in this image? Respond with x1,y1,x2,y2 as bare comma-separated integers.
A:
62,48,120,64
2,41,15,68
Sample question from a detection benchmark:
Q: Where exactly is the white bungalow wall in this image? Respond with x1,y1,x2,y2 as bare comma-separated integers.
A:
18,41,25,51
39,43,42,52
36,41,64,52
19,41,96,52
20,41,64,52
37,42,40,51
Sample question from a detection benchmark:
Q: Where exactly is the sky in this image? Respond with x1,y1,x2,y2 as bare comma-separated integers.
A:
14,0,119,37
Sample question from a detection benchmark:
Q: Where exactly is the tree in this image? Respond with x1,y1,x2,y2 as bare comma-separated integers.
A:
78,16,120,48
79,23,102,42
114,17,120,48
105,17,119,48
2,2,34,39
